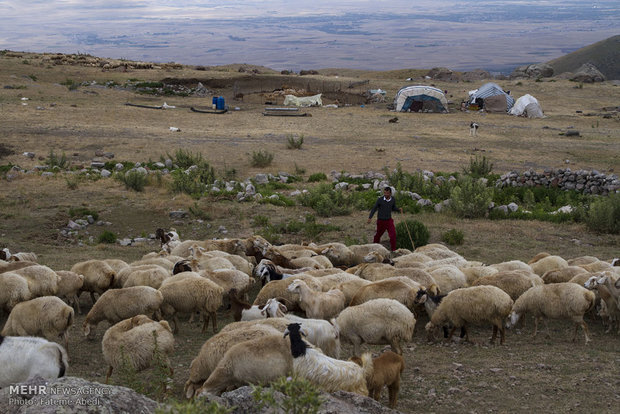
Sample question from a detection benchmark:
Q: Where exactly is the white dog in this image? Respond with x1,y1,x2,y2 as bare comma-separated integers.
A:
470,122,479,136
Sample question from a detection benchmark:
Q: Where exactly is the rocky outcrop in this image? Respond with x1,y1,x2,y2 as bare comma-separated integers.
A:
462,69,491,81
427,67,460,81
511,63,554,79
570,63,606,83
0,376,160,414
208,385,402,414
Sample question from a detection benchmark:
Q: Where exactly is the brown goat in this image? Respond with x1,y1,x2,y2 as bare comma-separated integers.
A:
351,350,405,409
228,288,252,322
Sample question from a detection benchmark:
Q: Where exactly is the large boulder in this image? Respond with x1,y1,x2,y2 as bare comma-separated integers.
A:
570,63,606,83
462,69,491,81
207,385,402,414
427,67,459,81
0,376,160,414
511,63,554,79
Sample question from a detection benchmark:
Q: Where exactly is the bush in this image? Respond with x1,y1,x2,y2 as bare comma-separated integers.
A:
450,176,493,218
463,155,493,178
98,231,117,244
252,376,324,414
286,134,304,149
69,207,99,221
116,170,148,192
251,150,274,167
45,149,68,169
157,399,232,414
395,219,429,250
308,173,327,182
298,183,354,217
586,194,620,234
442,228,464,245
170,163,216,198
164,149,206,169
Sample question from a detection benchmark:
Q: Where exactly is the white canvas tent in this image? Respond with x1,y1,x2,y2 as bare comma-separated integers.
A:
283,93,322,107
394,85,448,112
468,82,515,112
509,94,544,118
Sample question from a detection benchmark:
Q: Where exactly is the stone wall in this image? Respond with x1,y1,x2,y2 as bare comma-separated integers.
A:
495,168,619,195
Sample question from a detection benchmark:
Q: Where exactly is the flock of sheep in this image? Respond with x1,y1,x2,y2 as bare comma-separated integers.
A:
0,235,619,409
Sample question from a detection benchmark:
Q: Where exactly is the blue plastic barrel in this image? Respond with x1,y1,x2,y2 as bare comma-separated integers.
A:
212,96,218,107
216,96,225,110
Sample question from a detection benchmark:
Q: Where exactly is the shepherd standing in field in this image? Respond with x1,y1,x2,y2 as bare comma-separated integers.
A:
367,187,403,252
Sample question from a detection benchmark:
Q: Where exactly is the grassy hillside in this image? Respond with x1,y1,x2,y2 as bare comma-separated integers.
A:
547,35,620,80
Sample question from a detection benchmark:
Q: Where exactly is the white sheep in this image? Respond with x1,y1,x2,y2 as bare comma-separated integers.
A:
200,268,254,297
2,296,74,350
114,264,169,289
12,265,60,297
252,274,322,311
335,278,373,304
0,335,69,387
240,297,287,321
8,251,38,263
425,285,513,345
284,322,371,396
333,298,416,356
102,315,174,383
489,260,533,274
427,265,468,294
541,266,589,284
287,279,346,320
320,242,389,267
83,286,164,337
55,270,85,314
70,259,116,303
196,332,294,397
471,271,536,301
506,283,596,343
184,324,283,398
349,278,422,310
158,277,224,333
529,255,569,276
0,272,31,312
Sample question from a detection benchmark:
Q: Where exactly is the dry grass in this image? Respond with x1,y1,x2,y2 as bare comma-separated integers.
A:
1,52,619,413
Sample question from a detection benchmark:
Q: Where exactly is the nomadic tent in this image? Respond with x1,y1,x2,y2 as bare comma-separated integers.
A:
394,86,448,113
468,82,514,112
509,94,544,118
283,93,322,107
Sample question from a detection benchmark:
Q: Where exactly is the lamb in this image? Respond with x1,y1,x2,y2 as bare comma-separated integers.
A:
196,331,293,397
506,283,596,343
349,279,423,310
0,272,31,312
55,270,85,314
541,266,589,284
184,324,283,398
0,335,69,387
70,259,116,303
2,296,74,350
351,350,405,409
284,322,371,396
529,255,569,276
155,227,180,250
102,315,174,383
12,265,60,297
471,271,536,301
239,296,287,322
287,279,346,320
333,298,416,356
83,286,164,337
425,285,513,345
158,277,224,333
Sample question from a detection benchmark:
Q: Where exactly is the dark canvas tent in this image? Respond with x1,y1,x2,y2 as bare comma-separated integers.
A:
468,82,514,112
394,85,448,113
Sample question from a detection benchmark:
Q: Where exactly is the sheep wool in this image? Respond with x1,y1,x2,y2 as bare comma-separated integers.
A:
102,315,174,383
0,335,68,387
507,282,596,343
0,272,31,312
425,285,513,345
334,298,416,356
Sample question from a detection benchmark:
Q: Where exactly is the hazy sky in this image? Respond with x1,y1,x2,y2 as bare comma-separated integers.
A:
1,1,618,71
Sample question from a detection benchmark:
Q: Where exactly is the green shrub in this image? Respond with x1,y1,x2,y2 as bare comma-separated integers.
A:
189,202,212,220
450,176,493,218
98,230,117,244
442,228,464,245
287,134,304,149
165,149,206,169
586,194,620,234
116,170,148,192
463,155,493,178
45,149,68,169
298,183,353,217
294,163,306,176
65,175,80,190
308,173,327,182
395,219,429,250
157,399,232,414
252,376,324,414
252,215,270,227
27,74,38,81
60,78,79,91
251,150,274,167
